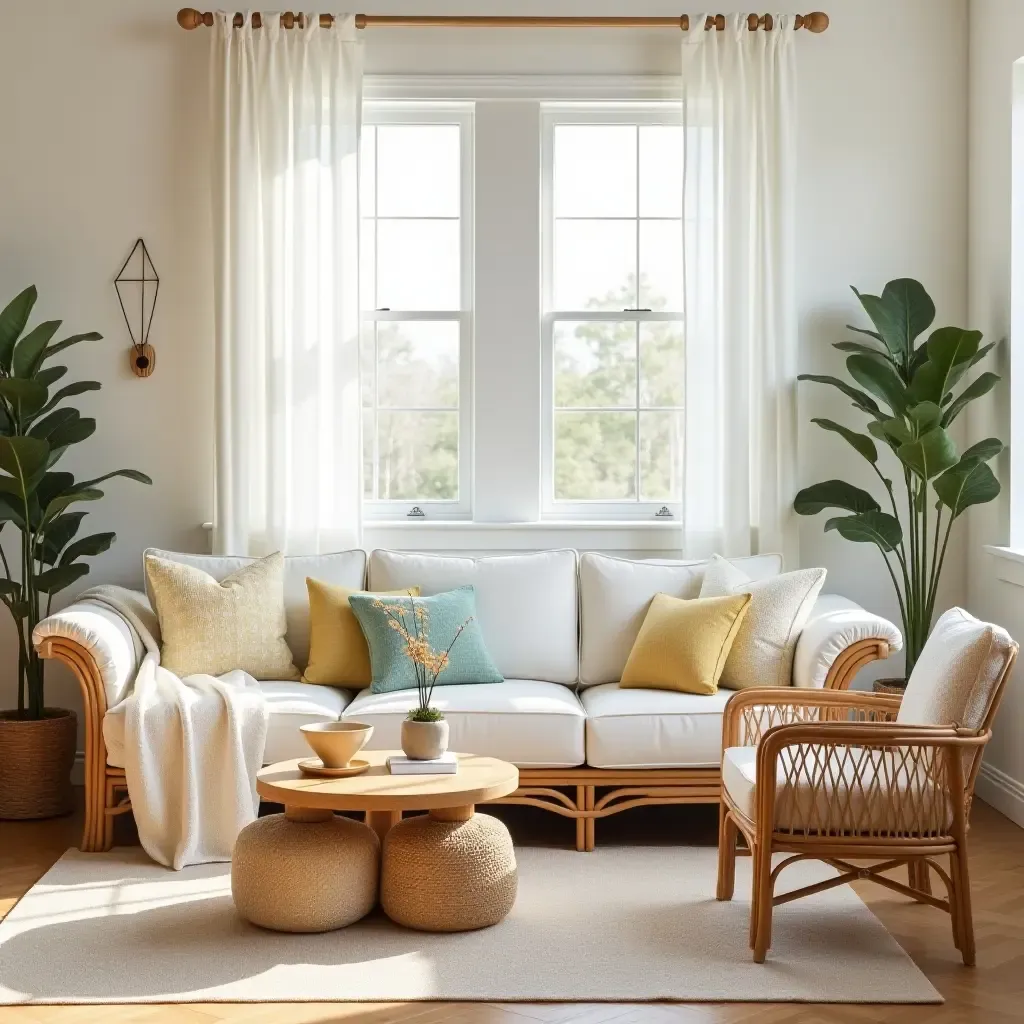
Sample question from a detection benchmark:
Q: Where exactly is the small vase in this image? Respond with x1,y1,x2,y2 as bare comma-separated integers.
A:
401,718,449,760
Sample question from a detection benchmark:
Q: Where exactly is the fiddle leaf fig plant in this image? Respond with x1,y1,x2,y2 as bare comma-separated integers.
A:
0,286,151,720
795,279,1003,676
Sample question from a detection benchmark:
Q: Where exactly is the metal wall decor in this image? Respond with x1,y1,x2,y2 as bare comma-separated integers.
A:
115,239,159,378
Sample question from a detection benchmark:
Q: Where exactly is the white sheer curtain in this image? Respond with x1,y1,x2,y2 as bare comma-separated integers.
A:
680,15,798,565
210,13,363,556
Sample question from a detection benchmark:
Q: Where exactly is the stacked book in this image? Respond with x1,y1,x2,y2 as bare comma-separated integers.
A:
387,752,458,775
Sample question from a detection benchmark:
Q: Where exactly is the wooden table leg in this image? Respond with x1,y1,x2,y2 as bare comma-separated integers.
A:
429,804,474,823
366,809,402,842
284,806,333,823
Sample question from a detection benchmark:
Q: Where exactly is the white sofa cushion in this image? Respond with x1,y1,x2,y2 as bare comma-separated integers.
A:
722,745,950,834
368,549,578,684
142,548,366,670
578,552,784,686
103,680,353,769
581,682,735,768
343,679,586,768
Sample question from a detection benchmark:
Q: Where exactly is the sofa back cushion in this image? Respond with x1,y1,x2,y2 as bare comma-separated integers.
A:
368,549,579,684
578,551,783,686
143,548,366,670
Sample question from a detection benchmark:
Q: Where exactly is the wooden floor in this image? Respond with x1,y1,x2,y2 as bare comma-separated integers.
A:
1,793,1022,1024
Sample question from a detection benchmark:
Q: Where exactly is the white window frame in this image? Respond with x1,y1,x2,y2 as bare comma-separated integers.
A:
361,102,474,521
540,104,685,522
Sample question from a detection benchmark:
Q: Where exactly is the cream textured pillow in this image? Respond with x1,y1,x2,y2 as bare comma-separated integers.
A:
699,554,826,689
144,551,299,680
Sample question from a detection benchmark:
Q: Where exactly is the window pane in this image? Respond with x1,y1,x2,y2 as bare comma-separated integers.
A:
639,125,683,217
360,325,375,407
376,411,458,500
554,220,636,310
377,321,459,409
554,411,636,500
554,124,636,218
360,218,376,310
361,126,376,217
639,410,684,501
377,219,460,310
554,321,636,408
639,220,683,311
639,322,684,407
363,409,375,499
376,124,460,217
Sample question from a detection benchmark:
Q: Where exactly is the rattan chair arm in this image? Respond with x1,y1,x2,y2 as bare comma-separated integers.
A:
722,686,902,748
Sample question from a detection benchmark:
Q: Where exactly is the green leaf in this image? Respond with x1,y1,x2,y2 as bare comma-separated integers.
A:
906,401,943,436
825,510,904,551
36,380,101,417
0,286,37,372
0,436,50,493
42,331,102,362
845,325,884,343
960,437,1004,463
810,417,878,463
0,494,25,527
12,319,61,379
34,364,67,390
969,341,997,369
941,372,1000,427
796,374,883,419
908,327,982,404
59,531,114,565
28,407,79,440
0,378,48,419
874,417,913,445
41,487,103,523
793,480,881,516
76,468,152,489
833,341,894,362
36,510,88,565
897,426,959,480
847,354,908,414
0,579,22,598
34,562,90,595
852,279,935,363
47,416,95,449
35,471,75,511
934,458,1001,518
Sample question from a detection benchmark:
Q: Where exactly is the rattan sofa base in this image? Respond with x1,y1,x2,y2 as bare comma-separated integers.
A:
35,634,889,853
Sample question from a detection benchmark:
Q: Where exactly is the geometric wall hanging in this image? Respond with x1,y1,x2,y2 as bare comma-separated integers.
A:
114,238,159,378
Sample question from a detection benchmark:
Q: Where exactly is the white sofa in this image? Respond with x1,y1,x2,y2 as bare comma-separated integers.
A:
33,547,902,852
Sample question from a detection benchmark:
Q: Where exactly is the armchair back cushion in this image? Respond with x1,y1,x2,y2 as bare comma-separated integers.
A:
368,549,578,684
898,607,1015,733
578,552,783,686
143,548,366,671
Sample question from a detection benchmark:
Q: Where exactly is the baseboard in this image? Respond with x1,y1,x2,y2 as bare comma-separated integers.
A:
71,751,84,787
976,761,1024,828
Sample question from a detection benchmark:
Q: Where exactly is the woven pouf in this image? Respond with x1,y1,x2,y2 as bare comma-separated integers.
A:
381,811,517,932
232,812,379,932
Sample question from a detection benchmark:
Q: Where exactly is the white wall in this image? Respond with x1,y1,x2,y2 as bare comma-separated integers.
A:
966,0,1024,824
0,2,969,739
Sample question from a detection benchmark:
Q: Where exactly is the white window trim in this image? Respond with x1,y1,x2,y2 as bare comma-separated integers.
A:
361,102,475,521
540,104,685,522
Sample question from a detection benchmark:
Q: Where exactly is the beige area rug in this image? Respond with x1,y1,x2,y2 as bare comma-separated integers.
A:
0,845,940,1005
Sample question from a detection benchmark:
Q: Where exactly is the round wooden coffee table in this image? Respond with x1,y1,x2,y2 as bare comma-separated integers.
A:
238,751,520,933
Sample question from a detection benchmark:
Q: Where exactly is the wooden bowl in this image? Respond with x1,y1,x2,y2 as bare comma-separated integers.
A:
300,721,374,769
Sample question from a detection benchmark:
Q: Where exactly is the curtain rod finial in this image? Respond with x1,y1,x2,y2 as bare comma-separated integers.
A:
802,12,830,33
177,8,202,30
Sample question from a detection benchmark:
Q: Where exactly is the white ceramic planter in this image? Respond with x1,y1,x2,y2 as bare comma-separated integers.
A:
401,718,449,760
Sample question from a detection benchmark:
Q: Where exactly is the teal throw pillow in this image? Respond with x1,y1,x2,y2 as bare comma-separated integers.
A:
349,585,504,694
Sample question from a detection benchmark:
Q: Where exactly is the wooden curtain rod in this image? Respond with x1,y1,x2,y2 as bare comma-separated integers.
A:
176,9,830,33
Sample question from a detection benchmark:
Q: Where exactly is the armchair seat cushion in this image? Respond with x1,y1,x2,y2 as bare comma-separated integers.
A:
722,744,951,835
342,679,586,768
582,683,736,768
103,680,354,768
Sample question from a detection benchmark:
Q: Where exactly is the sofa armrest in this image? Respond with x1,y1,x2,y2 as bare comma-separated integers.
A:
33,595,148,710
793,594,903,690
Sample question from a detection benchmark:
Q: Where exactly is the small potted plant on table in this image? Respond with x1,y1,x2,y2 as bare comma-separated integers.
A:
0,286,151,819
372,593,471,760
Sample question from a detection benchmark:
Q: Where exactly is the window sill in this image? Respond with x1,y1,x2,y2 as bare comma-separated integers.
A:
984,545,1024,588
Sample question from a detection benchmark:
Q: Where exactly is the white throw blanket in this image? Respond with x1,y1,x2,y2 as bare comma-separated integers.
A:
80,586,269,870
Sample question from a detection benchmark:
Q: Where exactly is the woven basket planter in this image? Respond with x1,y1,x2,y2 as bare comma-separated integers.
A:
0,708,77,819
872,677,908,697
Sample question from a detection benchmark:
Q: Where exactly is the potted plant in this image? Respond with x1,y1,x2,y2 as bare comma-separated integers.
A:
0,285,151,819
371,593,471,760
795,278,1002,689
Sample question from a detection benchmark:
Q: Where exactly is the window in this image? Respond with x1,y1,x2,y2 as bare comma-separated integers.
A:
541,107,686,519
360,104,473,519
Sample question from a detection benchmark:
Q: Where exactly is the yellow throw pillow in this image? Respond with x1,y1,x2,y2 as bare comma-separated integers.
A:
620,592,752,695
303,579,421,688
144,551,299,680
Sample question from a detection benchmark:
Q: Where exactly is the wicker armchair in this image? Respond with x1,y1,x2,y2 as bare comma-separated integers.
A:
717,607,1017,965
